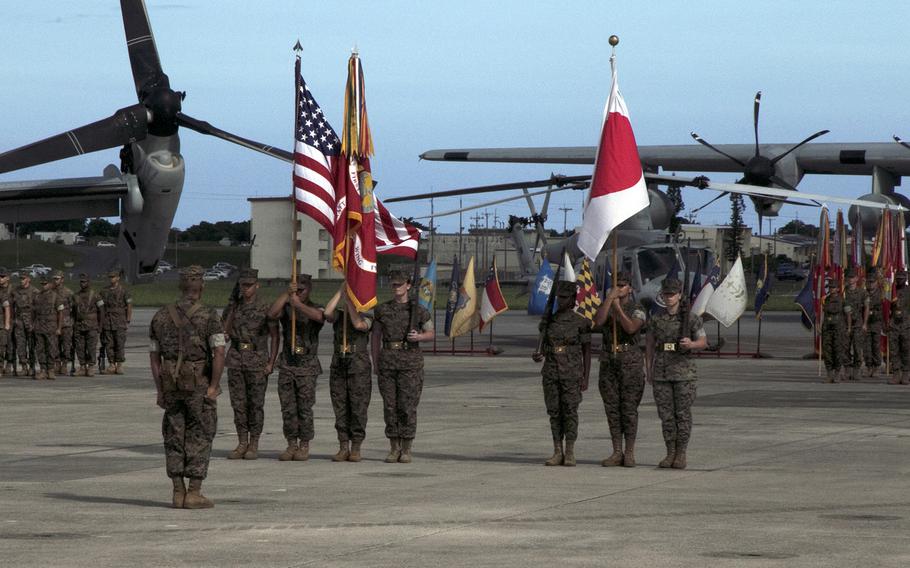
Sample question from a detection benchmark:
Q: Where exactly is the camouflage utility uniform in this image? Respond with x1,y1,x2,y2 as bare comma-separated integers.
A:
374,300,432,446
32,284,62,379
0,275,11,374
598,298,646,466
540,310,591,449
864,286,883,373
276,301,324,449
649,310,706,466
821,290,848,381
330,307,373,447
225,297,276,455
100,283,132,368
12,282,38,374
54,276,75,373
844,285,867,380
888,281,910,384
73,284,104,375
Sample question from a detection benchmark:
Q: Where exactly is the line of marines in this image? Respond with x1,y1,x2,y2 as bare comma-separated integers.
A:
820,268,910,385
0,267,132,380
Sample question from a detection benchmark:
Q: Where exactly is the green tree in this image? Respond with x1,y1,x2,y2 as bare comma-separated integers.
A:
667,186,686,237
725,193,745,262
778,219,818,237
84,218,120,238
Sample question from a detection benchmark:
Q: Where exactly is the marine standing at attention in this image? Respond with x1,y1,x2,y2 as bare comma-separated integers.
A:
73,274,105,377
52,270,75,375
863,272,883,377
12,273,39,377
267,274,325,462
100,268,132,375
593,271,646,467
820,278,848,383
843,269,866,382
532,280,592,467
371,270,434,464
149,265,225,509
0,268,12,376
32,275,63,381
646,278,707,470
888,270,910,385
223,268,279,460
324,284,373,462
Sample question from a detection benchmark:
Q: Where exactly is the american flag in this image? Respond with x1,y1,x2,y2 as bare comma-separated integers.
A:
292,58,419,259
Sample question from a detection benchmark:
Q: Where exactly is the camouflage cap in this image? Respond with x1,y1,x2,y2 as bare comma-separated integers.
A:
108,266,122,277
79,273,89,282
661,278,683,294
52,270,64,279
556,281,578,297
866,272,878,282
39,274,50,284
180,265,205,282
845,267,859,279
296,273,312,289
19,271,31,279
0,267,8,277
238,268,259,284
614,271,632,285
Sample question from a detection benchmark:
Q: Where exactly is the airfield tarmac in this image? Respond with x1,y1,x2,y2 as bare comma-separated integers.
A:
1,309,909,567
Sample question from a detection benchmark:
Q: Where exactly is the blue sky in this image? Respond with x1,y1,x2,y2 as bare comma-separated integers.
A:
2,0,910,234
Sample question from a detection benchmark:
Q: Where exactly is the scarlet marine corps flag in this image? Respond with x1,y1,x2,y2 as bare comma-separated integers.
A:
577,54,649,261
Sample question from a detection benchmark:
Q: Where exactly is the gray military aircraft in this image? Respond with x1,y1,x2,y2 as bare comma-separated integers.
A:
0,0,291,282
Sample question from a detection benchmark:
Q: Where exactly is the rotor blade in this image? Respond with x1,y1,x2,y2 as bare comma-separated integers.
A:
894,135,910,150
383,174,590,203
769,129,830,165
409,186,575,220
691,191,729,213
753,91,762,158
689,132,747,167
0,104,149,175
121,0,169,98
176,113,293,162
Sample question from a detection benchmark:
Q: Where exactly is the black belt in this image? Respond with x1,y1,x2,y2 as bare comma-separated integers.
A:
383,341,417,350
336,344,366,355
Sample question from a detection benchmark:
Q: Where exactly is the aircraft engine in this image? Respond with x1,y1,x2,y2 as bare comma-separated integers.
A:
848,192,910,236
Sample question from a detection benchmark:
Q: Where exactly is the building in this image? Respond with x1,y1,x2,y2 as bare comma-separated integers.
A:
248,197,337,280
679,224,752,270
32,231,81,245
750,233,816,264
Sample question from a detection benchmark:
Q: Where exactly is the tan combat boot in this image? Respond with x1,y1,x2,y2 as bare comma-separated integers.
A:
544,440,564,466
86,365,96,377
293,441,309,461
889,371,902,385
114,362,124,375
601,435,624,467
563,441,576,467
33,368,46,380
183,478,213,509
333,440,351,462
171,477,186,508
20,364,31,377
46,367,56,381
672,446,688,469
658,442,676,468
384,438,400,463
825,369,836,383
278,439,297,462
227,433,248,460
243,435,259,460
622,437,636,468
398,439,413,463
349,440,363,462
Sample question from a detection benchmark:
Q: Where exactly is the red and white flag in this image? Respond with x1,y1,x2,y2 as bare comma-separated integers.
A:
576,55,649,260
478,259,508,332
375,198,421,258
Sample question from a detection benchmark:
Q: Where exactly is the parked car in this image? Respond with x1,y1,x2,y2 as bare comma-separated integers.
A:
97,241,116,247
20,264,51,276
213,262,236,271
202,270,222,281
775,263,805,281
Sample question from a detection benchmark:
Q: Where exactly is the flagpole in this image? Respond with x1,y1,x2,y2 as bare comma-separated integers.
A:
290,43,303,352
612,231,619,352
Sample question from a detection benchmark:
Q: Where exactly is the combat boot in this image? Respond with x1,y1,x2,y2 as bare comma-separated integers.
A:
825,369,836,383
183,478,213,509
19,364,30,377
889,371,901,385
398,439,413,463
332,439,350,462
293,441,309,461
46,366,56,381
227,433,248,460
384,438,400,463
601,435,624,467
672,446,688,469
349,440,363,462
243,435,259,460
278,439,297,462
562,441,576,467
659,442,676,468
33,368,46,380
114,362,124,375
171,477,186,509
544,440,564,466
87,365,96,377
622,438,636,468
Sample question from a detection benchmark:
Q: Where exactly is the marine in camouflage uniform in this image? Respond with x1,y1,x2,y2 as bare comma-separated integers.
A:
267,274,325,462
593,271,646,467
73,273,105,376
532,280,592,467
52,270,75,375
32,276,63,380
324,285,373,462
12,273,39,376
223,268,279,460
99,268,132,374
887,271,910,385
149,265,226,509
863,274,883,377
372,270,433,464
821,281,848,383
0,268,12,376
646,278,707,470
843,270,867,382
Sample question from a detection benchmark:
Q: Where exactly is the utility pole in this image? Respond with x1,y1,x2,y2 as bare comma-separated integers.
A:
559,206,573,234
459,198,464,260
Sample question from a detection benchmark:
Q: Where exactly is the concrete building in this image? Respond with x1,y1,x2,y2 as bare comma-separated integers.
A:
680,224,752,270
32,231,81,245
750,233,816,264
248,197,337,280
